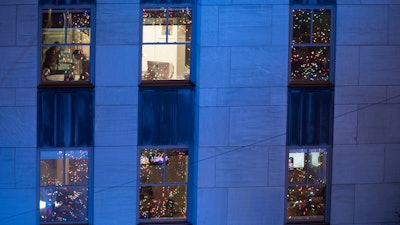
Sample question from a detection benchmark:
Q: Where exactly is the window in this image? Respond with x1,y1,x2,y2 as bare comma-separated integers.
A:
139,1,194,223
289,5,334,85
287,1,335,224
287,148,327,221
38,88,94,147
39,149,90,223
287,88,333,146
139,147,188,220
141,6,192,82
138,87,193,223
40,1,93,85
38,88,93,225
138,87,194,146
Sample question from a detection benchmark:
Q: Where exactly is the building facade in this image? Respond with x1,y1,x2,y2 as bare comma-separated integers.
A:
0,0,400,225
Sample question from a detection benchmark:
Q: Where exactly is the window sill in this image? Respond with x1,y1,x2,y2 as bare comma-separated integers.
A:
288,80,333,88
139,80,195,87
38,81,94,88
286,222,329,225
138,222,191,225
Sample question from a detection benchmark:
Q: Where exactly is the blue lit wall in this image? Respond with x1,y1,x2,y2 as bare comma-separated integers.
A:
0,0,400,225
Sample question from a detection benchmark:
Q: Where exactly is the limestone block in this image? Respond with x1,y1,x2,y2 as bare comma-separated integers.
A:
0,6,16,46
217,87,271,106
196,147,216,188
198,88,218,107
96,4,139,45
335,86,386,104
95,87,137,105
360,46,400,85
95,105,137,146
196,188,228,225
95,45,138,86
389,5,400,45
15,148,36,188
93,186,137,225
227,187,284,225
215,146,268,187
218,5,272,46
198,107,230,147
16,88,36,106
335,46,360,86
384,144,400,182
0,188,36,225
230,46,288,87
197,47,231,88
337,5,389,45
332,144,384,184
330,184,355,224
17,4,37,46
0,47,37,87
197,6,219,47
0,88,16,106
229,106,286,146
357,104,400,143
354,183,400,223
0,106,36,147
94,146,137,187
268,146,286,186
0,148,14,188
334,104,358,145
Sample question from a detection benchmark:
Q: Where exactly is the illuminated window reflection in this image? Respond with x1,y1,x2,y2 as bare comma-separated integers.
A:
287,148,327,221
41,9,91,82
142,8,192,81
291,9,331,83
139,148,188,220
40,150,89,223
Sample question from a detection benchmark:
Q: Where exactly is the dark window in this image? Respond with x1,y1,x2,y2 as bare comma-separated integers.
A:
287,87,333,146
38,88,93,147
138,87,194,146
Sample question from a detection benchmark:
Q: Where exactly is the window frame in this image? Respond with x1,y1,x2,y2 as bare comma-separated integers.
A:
286,2,335,224
38,147,93,225
288,4,336,87
139,2,195,86
38,3,95,88
286,146,332,224
137,145,190,224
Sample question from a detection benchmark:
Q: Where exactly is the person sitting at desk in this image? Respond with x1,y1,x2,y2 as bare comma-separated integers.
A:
42,43,61,77
72,50,90,80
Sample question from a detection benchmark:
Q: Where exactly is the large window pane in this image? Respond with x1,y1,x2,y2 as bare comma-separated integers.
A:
142,7,191,81
39,149,89,223
292,9,311,44
40,151,64,186
291,46,330,82
65,150,89,185
140,148,164,184
287,185,325,220
40,187,88,222
312,9,331,44
41,45,90,81
41,9,91,83
290,8,332,83
139,147,188,221
287,148,327,221
142,44,190,80
166,149,188,183
140,185,187,219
